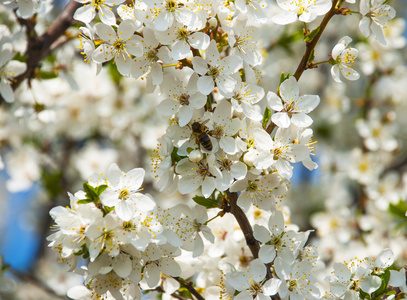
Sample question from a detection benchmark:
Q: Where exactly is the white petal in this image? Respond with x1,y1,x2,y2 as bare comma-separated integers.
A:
375,248,394,269
271,12,298,25
171,41,190,60
361,275,381,294
220,136,237,154
267,91,284,111
197,75,214,95
331,65,342,83
291,113,313,128
116,200,136,221
271,112,291,128
202,177,216,198
189,32,210,50
259,245,277,264
359,17,371,37
178,106,193,127
144,264,161,288
113,255,132,277
250,259,266,282
192,56,208,75
279,76,299,101
157,99,179,116
0,82,14,103
133,194,156,211
98,7,116,26
253,225,271,243
115,54,131,76
263,278,281,296
154,11,174,31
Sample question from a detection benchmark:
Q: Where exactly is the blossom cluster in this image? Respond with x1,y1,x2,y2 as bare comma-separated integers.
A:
48,163,216,299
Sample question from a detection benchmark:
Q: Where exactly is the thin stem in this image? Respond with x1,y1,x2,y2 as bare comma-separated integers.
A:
204,211,221,225
293,0,340,81
173,277,205,300
10,0,82,93
163,62,182,68
312,59,332,65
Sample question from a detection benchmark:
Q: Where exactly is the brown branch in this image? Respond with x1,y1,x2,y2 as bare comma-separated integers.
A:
154,285,187,300
11,0,82,91
225,191,260,259
173,277,205,300
293,0,340,81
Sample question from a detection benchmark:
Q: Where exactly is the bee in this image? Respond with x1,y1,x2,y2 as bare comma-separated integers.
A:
191,120,213,152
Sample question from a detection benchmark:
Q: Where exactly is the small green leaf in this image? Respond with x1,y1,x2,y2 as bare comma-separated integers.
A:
304,26,320,42
372,270,391,298
388,200,407,218
171,147,183,164
262,106,271,129
308,49,315,63
96,184,108,196
38,70,58,79
77,199,96,204
193,195,219,208
83,182,99,202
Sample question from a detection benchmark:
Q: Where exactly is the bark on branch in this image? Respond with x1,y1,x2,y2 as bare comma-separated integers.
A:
11,0,81,91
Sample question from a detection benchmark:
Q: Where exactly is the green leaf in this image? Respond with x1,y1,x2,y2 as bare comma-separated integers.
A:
304,26,320,42
171,147,183,164
279,72,290,85
77,199,96,204
372,270,391,298
96,184,108,196
388,200,407,218
262,106,271,129
82,182,99,202
193,195,220,209
38,70,58,80
308,49,315,63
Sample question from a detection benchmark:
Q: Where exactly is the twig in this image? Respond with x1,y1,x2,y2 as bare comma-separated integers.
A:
11,0,81,92
173,277,205,300
154,285,187,300
293,0,340,81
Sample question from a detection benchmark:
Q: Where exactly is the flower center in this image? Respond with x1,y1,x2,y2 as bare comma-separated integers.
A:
92,0,105,8
146,49,159,62
119,189,130,200
208,66,220,79
113,39,125,52
212,123,224,138
178,93,190,105
165,0,178,12
196,162,210,179
246,180,258,192
218,157,232,171
176,27,190,41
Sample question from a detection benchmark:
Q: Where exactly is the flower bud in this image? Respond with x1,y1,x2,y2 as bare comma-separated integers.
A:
189,150,203,162
208,17,217,28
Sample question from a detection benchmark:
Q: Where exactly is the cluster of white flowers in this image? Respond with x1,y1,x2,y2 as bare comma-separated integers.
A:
48,163,217,299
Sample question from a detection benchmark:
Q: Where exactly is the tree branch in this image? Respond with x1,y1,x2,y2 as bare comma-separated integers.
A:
225,191,260,259
293,0,340,81
173,277,205,300
11,0,81,91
